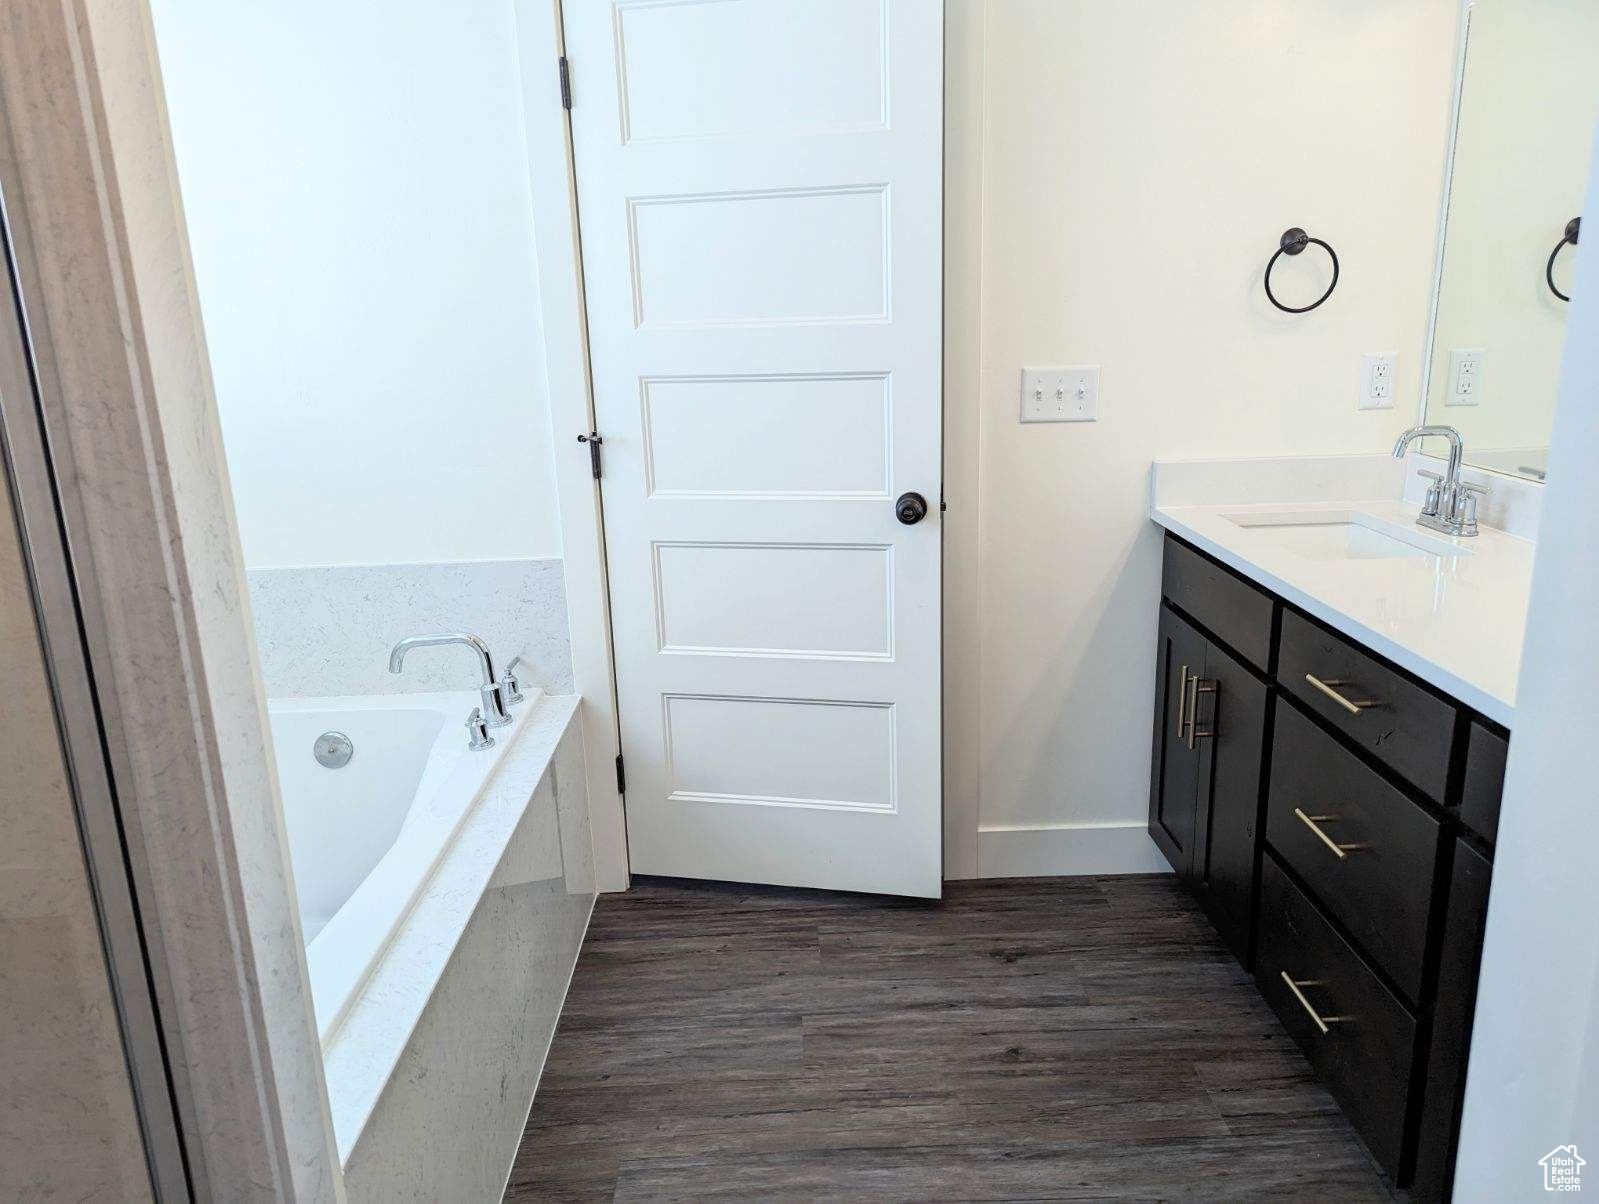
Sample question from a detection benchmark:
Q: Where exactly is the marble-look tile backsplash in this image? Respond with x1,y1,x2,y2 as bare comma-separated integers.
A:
246,558,573,698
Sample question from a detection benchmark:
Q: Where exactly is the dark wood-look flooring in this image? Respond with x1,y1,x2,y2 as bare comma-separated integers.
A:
506,875,1394,1202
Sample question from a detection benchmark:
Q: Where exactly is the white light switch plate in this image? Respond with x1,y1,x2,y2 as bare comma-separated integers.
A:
1358,352,1397,410
1021,366,1099,422
1446,348,1484,407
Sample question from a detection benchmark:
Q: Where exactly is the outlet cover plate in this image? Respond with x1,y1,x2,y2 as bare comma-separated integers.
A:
1359,352,1397,410
1446,347,1484,407
1021,366,1099,422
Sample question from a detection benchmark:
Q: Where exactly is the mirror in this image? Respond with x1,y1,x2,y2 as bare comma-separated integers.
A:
1422,0,1599,482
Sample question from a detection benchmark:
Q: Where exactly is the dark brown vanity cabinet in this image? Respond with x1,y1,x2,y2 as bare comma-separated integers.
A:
1149,533,1504,1199
1149,549,1273,965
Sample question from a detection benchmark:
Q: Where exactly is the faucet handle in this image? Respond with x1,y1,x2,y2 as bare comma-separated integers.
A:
1457,482,1490,535
466,707,496,751
500,656,526,706
1416,470,1444,517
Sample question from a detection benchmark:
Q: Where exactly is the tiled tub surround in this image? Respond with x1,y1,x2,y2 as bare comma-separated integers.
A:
1150,454,1541,725
246,558,574,698
334,696,594,1200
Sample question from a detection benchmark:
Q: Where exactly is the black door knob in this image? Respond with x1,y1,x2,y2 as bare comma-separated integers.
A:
895,492,928,525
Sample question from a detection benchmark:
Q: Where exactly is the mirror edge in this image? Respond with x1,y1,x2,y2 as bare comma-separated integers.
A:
1417,0,1553,489
1417,0,1476,428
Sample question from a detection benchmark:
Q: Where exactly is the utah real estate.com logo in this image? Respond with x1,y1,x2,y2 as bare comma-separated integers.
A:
1541,1145,1585,1192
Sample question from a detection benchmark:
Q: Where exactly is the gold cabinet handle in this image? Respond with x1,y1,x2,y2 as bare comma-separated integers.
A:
1279,972,1345,1035
1304,674,1375,716
1292,807,1370,859
1176,664,1190,738
1187,679,1217,750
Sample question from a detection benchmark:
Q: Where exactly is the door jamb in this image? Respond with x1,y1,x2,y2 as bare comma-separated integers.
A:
0,157,191,1204
512,0,629,892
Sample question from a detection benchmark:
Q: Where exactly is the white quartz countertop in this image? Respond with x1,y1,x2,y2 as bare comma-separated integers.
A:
1151,496,1535,727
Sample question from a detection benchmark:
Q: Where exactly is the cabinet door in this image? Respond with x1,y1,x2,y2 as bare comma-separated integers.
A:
1192,638,1269,965
1149,605,1206,877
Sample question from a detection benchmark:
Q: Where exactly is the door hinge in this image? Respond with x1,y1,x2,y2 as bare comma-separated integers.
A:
558,56,572,109
615,753,626,795
577,431,603,479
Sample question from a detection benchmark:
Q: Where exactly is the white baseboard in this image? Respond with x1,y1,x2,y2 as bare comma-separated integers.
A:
969,821,1172,879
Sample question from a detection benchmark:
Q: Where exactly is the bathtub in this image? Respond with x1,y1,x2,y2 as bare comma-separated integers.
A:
267,688,541,1042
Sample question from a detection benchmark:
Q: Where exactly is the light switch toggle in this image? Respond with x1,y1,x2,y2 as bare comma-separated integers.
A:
1021,366,1099,423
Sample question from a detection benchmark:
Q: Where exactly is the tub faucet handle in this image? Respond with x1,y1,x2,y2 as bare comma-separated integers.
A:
500,656,526,706
466,707,496,752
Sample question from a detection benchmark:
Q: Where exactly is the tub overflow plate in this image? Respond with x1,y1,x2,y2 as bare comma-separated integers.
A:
314,731,354,769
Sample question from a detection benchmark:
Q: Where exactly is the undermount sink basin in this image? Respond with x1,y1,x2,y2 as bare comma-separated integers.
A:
1220,509,1469,561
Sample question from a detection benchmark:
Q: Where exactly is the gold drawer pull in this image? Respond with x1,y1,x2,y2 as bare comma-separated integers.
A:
1177,664,1217,749
1304,674,1376,716
1279,972,1346,1035
1292,808,1370,860
1176,665,1190,737
1187,678,1217,750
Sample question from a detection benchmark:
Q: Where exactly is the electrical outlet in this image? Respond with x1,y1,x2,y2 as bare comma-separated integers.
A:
1359,352,1397,410
1447,348,1484,406
1020,366,1099,423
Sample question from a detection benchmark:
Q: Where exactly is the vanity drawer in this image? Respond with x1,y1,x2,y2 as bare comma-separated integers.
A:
1161,536,1275,672
1459,721,1507,846
1277,609,1456,801
1257,854,1418,1180
1265,703,1442,1001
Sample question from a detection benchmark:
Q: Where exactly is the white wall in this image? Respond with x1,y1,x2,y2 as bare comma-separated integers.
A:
151,1,562,569
1452,117,1599,1200
1424,0,1599,453
943,0,1462,876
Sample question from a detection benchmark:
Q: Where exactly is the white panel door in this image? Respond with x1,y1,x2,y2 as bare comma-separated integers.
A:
566,0,942,897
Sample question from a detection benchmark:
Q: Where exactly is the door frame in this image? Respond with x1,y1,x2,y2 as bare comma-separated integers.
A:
0,139,190,1204
512,0,629,892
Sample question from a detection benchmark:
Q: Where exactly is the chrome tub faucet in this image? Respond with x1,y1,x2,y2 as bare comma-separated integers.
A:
388,632,514,734
1391,425,1489,538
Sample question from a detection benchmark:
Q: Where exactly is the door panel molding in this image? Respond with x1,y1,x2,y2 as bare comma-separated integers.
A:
566,0,943,896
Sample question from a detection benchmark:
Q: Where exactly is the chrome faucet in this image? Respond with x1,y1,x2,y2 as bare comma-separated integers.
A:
1391,425,1489,537
388,632,513,729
